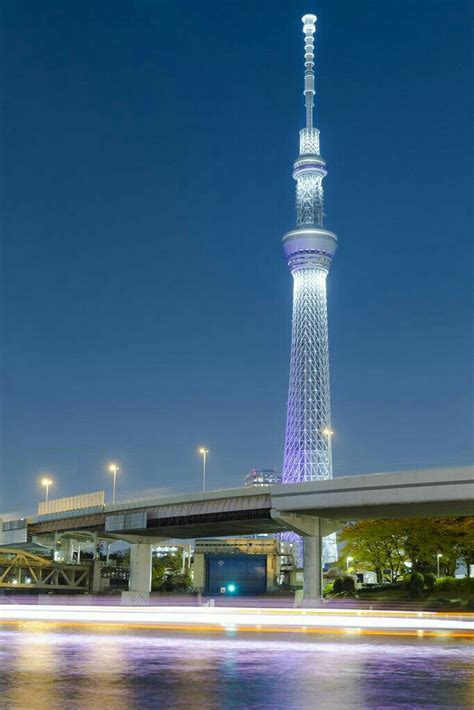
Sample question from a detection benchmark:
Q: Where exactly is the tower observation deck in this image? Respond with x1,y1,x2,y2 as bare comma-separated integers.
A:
282,17,337,492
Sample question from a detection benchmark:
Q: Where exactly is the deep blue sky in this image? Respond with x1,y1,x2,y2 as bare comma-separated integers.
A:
1,0,472,513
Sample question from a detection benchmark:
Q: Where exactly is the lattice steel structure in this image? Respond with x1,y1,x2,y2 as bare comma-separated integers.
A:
0,548,91,591
281,14,338,562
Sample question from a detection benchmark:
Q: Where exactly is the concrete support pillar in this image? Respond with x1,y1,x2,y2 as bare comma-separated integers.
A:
271,511,337,604
129,542,152,594
91,559,102,594
64,538,74,564
303,519,322,600
192,552,205,592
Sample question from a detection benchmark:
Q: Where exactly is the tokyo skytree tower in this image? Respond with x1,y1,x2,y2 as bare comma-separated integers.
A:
282,15,337,559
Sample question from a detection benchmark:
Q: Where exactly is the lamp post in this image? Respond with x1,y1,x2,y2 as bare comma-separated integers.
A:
437,553,443,578
323,428,334,474
346,556,353,571
108,463,119,504
199,448,209,492
41,477,53,502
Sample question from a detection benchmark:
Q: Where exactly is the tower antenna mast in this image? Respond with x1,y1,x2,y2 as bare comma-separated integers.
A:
302,13,316,129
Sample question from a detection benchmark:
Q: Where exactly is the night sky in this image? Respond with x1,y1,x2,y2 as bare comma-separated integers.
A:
1,0,472,513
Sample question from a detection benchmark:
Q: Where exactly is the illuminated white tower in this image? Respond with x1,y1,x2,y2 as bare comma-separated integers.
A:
282,15,337,558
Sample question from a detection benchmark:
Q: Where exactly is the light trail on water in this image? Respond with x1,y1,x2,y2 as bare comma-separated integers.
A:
1,604,473,638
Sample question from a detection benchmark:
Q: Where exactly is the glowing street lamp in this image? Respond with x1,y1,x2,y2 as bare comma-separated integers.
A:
346,556,353,571
437,553,443,578
199,448,209,492
108,463,119,504
41,477,53,502
323,428,334,474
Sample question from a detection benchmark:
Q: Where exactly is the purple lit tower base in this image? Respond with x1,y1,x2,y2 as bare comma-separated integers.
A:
281,531,337,570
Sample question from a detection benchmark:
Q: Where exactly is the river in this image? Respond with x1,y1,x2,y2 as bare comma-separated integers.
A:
0,626,472,708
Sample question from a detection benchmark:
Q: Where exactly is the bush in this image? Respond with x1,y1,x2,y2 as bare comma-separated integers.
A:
435,577,474,594
333,577,344,594
424,572,436,592
408,572,425,599
341,575,356,594
323,582,334,597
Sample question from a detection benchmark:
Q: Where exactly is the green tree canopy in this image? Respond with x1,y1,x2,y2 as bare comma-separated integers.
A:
151,552,191,592
340,519,407,582
340,517,473,580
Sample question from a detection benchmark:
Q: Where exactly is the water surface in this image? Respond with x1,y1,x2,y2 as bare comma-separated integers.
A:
0,627,472,709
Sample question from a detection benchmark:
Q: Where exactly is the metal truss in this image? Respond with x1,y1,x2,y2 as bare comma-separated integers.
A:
299,127,320,155
280,531,337,568
283,267,331,483
296,173,324,226
0,548,91,591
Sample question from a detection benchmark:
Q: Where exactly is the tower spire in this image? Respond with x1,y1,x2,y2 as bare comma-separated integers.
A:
302,13,316,128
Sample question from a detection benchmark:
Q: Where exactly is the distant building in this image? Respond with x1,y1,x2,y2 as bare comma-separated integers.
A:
244,468,282,487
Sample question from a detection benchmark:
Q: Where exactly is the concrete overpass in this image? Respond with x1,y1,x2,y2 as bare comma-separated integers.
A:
7,466,474,600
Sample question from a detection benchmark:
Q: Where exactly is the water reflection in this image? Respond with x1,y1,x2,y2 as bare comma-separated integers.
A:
5,625,61,710
0,627,472,709
73,628,133,709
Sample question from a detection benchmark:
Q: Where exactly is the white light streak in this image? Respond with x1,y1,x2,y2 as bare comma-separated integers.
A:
1,605,472,635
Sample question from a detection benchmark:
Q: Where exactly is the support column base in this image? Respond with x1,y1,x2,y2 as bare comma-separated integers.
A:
121,591,150,605
300,598,324,608
128,542,152,597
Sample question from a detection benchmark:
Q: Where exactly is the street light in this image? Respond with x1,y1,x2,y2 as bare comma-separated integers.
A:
323,427,334,474
346,556,353,571
108,463,119,504
41,477,53,502
437,553,443,578
199,448,209,492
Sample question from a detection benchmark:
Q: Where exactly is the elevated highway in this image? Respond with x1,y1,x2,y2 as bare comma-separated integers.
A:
27,466,473,540
5,466,473,600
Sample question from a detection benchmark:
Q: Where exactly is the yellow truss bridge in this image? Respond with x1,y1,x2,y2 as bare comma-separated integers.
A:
0,548,91,591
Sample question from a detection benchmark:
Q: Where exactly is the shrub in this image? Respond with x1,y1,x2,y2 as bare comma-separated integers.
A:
323,582,334,597
341,575,356,594
424,572,436,592
333,577,344,594
408,572,425,599
435,577,474,594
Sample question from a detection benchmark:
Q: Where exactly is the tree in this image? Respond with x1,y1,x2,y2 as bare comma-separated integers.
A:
435,517,474,577
389,519,440,574
340,520,408,583
391,518,474,575
151,552,191,592
340,517,474,581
